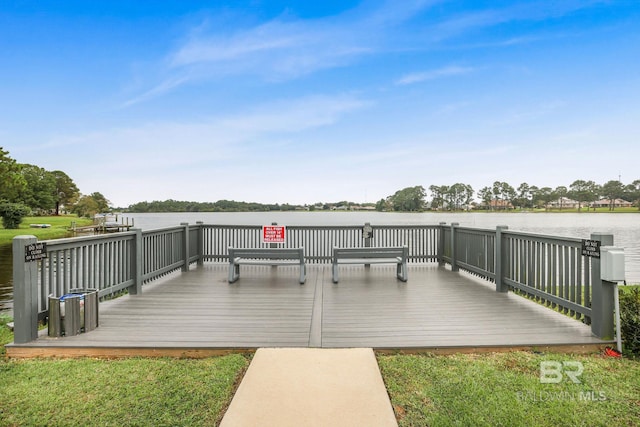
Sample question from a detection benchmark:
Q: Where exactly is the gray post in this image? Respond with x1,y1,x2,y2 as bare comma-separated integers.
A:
590,233,615,339
13,235,39,343
196,221,204,266
450,223,459,272
181,222,190,272
363,222,372,268
129,228,143,295
437,222,446,266
495,226,509,292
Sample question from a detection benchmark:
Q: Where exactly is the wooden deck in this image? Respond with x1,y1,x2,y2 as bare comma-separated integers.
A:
7,263,611,358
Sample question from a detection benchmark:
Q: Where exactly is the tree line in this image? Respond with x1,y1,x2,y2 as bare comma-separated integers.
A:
4,145,639,229
127,199,302,213
0,147,109,228
377,179,640,212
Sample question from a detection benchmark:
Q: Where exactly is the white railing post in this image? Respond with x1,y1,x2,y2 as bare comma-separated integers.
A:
495,226,509,292
12,235,39,343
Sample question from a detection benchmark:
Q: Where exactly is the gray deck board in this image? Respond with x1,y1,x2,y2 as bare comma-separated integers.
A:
11,263,608,353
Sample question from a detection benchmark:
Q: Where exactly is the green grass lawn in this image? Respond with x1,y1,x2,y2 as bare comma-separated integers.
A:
378,351,640,427
0,316,251,426
0,356,250,426
0,215,93,245
2,311,639,427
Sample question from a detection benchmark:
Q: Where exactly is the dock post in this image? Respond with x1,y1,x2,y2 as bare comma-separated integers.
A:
196,221,204,266
495,226,509,292
450,223,459,272
129,228,143,295
12,235,39,344
590,233,615,339
438,222,446,266
181,223,189,272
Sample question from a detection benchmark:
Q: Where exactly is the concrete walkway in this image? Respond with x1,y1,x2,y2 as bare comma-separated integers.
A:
220,348,398,427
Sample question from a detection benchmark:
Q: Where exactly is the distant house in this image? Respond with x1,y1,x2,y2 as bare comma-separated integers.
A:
352,205,376,211
548,197,580,209
590,198,633,208
485,200,513,210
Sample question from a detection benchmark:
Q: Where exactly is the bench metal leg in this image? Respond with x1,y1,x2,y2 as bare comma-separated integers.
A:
299,263,307,284
332,263,339,283
397,261,408,282
228,263,240,283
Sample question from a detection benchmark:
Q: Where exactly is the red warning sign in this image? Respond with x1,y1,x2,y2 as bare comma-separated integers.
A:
262,225,286,243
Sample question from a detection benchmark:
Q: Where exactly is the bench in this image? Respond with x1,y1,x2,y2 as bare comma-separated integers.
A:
332,246,408,283
228,247,306,284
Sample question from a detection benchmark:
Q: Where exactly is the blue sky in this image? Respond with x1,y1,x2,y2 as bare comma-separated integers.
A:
2,1,639,207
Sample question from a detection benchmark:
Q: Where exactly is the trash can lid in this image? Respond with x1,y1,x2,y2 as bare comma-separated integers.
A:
60,293,85,301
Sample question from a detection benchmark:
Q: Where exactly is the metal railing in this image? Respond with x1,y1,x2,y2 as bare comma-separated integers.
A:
201,224,439,263
12,222,617,343
502,231,593,322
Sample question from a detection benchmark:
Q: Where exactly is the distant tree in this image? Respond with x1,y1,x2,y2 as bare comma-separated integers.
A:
491,181,516,209
72,195,100,218
17,164,57,213
0,147,27,202
554,186,568,210
71,192,111,218
375,198,390,211
514,182,531,210
569,180,599,211
389,186,426,211
527,185,539,209
477,186,493,210
624,179,640,210
90,192,111,213
51,170,80,215
447,183,474,210
429,185,448,210
535,187,555,211
601,180,625,210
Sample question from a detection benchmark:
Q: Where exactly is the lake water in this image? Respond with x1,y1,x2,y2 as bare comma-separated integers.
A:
2,211,639,312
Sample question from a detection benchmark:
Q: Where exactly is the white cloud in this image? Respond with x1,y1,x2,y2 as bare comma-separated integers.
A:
395,66,475,85
122,2,444,105
27,93,370,204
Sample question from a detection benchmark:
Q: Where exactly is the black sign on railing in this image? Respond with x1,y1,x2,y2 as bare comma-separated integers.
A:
581,239,600,258
25,242,47,262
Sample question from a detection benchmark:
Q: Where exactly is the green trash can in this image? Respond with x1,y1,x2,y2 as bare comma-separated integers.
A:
48,289,99,337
